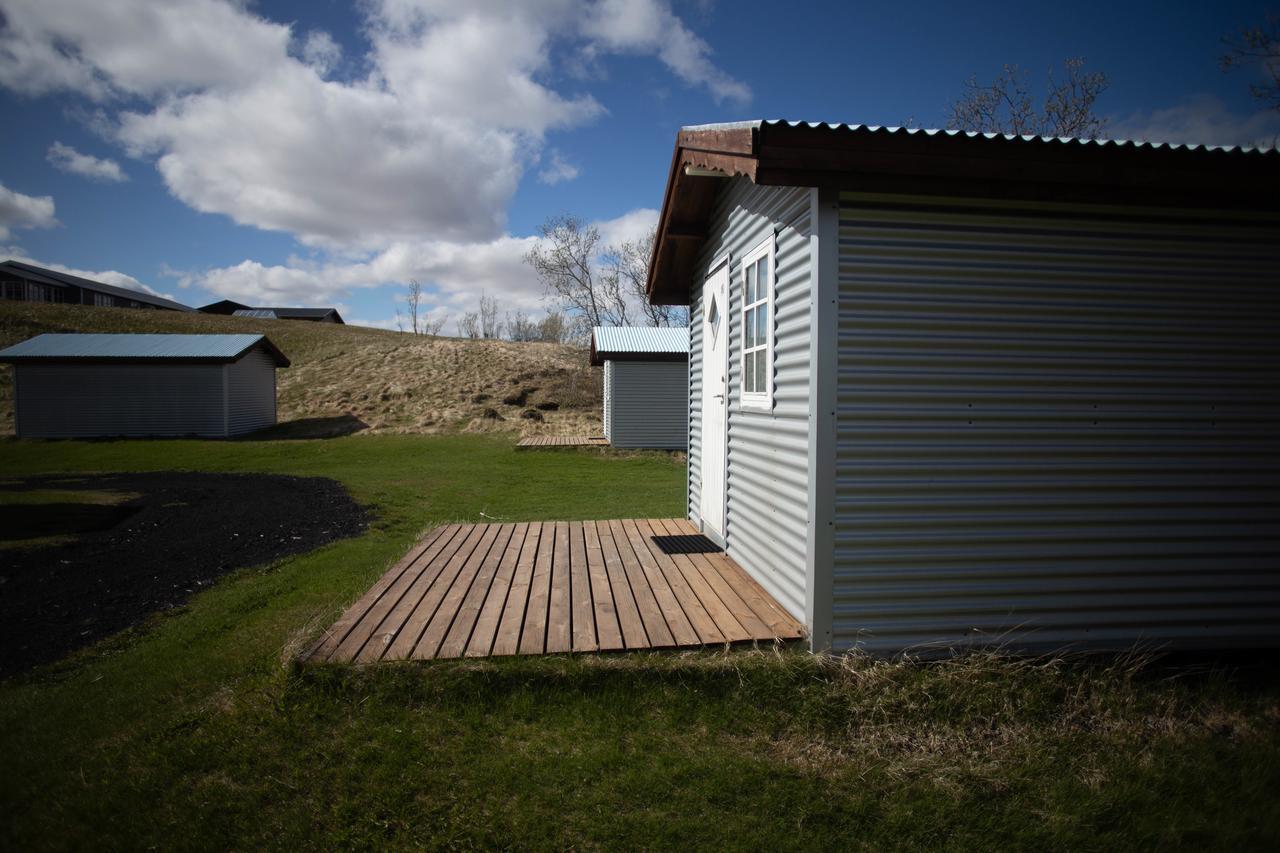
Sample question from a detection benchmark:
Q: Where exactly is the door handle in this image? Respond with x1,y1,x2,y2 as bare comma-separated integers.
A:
713,393,725,400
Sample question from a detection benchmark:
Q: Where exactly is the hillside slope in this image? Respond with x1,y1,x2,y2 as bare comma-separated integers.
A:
0,302,602,436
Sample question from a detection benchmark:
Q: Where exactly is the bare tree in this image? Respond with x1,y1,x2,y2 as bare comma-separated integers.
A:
538,309,569,343
457,312,480,339
1222,15,1280,112
601,225,687,327
403,279,424,334
524,215,630,329
424,313,448,336
507,310,539,341
478,291,504,339
947,58,1109,139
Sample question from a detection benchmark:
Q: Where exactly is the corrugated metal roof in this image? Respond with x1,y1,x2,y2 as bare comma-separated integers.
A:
0,333,290,366
683,120,1279,155
592,326,689,356
233,309,279,319
0,260,195,311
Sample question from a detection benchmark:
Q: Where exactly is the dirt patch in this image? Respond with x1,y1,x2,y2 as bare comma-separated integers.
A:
0,472,369,678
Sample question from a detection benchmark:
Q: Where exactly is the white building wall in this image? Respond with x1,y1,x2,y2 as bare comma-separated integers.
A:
833,189,1280,653
688,178,814,622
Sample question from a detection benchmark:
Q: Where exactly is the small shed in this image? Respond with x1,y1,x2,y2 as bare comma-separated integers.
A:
591,326,689,449
0,333,290,438
647,120,1280,655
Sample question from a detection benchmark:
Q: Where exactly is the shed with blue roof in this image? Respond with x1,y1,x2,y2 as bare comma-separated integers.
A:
591,326,689,449
0,333,290,438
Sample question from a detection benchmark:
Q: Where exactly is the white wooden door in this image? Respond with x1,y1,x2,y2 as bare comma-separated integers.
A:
699,260,729,538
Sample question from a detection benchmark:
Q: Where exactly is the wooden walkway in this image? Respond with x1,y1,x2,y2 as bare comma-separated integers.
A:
306,519,804,663
515,435,609,449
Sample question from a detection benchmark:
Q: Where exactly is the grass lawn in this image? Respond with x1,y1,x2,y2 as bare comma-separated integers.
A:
1,434,1277,850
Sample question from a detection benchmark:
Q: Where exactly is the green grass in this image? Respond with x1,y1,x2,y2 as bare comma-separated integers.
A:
1,435,1277,851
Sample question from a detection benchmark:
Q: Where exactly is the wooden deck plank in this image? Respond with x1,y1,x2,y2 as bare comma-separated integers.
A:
706,550,805,639
464,522,529,657
519,522,556,654
307,524,453,661
545,521,573,654
596,520,649,648
582,519,623,651
652,519,752,643
492,523,541,656
309,520,801,665
411,523,505,659
608,520,675,648
435,523,518,659
568,521,597,652
515,435,609,449
617,519,697,646
335,524,471,663
633,520,723,645
379,524,493,661
683,551,774,639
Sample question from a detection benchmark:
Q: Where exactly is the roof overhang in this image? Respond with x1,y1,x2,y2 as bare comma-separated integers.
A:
646,121,1280,305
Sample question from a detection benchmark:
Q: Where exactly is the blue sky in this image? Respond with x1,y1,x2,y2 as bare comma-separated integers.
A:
1,0,1276,329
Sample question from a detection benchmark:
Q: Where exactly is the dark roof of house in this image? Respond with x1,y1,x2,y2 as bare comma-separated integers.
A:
0,333,290,367
0,260,193,311
647,120,1280,304
590,326,689,366
264,307,344,323
199,300,343,323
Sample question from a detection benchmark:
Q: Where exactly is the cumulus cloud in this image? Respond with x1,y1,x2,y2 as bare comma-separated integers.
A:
299,30,342,76
46,142,128,182
0,182,57,240
580,0,750,104
0,0,741,252
185,207,658,320
1108,95,1280,149
538,149,581,185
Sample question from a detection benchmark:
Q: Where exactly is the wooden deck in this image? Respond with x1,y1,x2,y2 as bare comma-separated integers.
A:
306,519,805,663
515,435,609,449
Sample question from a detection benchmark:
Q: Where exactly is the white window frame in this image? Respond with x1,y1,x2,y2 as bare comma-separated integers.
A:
739,233,775,412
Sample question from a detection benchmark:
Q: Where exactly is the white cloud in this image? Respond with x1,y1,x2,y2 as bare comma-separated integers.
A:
0,0,744,251
581,0,750,104
0,182,57,240
46,141,128,182
1108,95,1280,149
538,149,581,185
596,207,658,247
299,30,342,77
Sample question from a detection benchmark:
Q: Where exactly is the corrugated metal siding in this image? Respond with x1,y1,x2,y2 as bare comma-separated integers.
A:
603,361,613,443
688,178,814,621
834,190,1280,653
605,360,688,449
226,347,278,435
14,363,227,437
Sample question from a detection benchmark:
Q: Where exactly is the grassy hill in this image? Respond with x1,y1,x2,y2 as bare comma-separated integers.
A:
0,302,602,437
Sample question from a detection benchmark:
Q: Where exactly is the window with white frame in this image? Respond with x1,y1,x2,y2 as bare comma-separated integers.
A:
740,234,774,410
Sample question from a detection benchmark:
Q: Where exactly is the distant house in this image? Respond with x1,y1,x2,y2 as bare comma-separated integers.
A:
0,260,191,311
591,326,689,449
200,300,344,324
648,119,1280,654
0,333,289,438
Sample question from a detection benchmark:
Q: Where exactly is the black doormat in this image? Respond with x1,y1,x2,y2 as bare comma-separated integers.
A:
650,534,722,555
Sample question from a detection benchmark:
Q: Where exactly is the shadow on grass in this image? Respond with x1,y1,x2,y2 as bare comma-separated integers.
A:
243,414,369,441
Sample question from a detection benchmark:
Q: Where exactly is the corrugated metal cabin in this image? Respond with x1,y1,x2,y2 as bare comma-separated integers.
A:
201,300,345,323
647,120,1280,655
0,333,290,438
591,326,689,449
